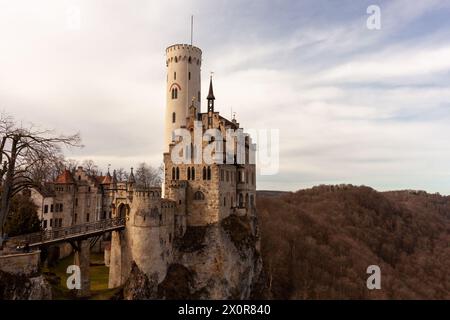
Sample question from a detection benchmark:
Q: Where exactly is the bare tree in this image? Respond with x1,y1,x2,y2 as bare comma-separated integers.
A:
0,113,81,234
115,167,129,182
82,159,99,176
28,153,66,183
64,158,79,171
134,162,163,188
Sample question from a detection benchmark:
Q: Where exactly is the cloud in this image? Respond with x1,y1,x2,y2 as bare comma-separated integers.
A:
1,0,450,193
315,45,450,83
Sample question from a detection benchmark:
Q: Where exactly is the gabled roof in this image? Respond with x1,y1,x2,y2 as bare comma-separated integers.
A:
95,175,112,185
55,170,75,184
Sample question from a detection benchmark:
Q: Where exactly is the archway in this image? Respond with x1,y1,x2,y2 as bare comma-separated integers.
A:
117,203,130,219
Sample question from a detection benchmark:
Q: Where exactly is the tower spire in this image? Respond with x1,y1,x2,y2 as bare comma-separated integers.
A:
207,74,215,114
207,74,215,101
207,74,215,128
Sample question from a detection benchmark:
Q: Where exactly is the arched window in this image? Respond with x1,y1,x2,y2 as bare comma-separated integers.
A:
223,197,226,206
172,112,176,123
188,56,192,64
187,167,191,180
188,72,191,80
174,72,176,80
202,167,206,180
171,88,178,100
192,167,195,180
175,57,178,63
194,191,205,201
176,167,180,180
172,167,175,180
238,193,244,208
207,166,211,180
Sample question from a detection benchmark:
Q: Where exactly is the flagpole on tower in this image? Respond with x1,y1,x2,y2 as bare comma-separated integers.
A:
190,15,194,46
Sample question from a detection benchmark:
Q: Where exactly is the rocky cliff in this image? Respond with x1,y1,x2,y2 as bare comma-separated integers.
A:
0,270,52,300
122,214,262,300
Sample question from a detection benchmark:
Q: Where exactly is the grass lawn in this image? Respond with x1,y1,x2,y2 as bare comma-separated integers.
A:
44,251,120,300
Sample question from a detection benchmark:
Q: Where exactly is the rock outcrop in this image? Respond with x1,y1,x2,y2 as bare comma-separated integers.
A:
123,214,262,300
122,262,158,300
0,271,52,300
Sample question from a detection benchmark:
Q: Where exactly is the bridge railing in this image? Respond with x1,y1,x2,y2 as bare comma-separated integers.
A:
11,217,126,246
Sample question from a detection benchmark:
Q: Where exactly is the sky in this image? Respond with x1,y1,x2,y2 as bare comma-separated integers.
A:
1,0,450,193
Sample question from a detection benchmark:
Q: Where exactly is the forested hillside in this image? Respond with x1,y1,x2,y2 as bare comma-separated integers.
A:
257,186,450,299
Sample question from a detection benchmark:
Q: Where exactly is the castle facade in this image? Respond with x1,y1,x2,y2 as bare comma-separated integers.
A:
32,44,257,288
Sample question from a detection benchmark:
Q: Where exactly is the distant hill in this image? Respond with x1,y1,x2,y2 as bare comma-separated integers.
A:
256,190,291,197
256,185,450,299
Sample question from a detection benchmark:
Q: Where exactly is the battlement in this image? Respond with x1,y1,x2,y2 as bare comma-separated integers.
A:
133,188,162,199
166,44,202,54
166,44,202,66
168,181,187,188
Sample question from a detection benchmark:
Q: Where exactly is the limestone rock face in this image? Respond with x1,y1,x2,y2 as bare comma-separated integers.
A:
173,215,262,299
122,214,262,300
123,262,158,300
0,271,52,300
169,216,262,299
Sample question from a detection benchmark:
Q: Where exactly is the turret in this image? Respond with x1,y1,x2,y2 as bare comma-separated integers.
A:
164,44,202,151
207,75,215,128
128,167,135,187
112,169,118,190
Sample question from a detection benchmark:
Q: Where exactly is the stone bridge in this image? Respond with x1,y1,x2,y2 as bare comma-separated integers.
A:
7,217,126,297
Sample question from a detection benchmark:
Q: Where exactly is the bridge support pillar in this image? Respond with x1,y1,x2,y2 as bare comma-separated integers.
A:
74,240,90,298
108,230,123,288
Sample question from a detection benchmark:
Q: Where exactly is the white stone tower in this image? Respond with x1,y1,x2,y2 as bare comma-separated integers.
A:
165,44,202,151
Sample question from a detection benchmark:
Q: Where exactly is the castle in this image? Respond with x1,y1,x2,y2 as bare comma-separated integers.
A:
31,43,258,291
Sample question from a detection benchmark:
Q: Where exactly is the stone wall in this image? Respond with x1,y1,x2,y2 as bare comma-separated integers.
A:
0,251,40,275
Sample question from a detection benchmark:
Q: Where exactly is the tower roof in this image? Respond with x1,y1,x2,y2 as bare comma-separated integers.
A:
128,167,136,184
55,170,75,184
207,76,215,100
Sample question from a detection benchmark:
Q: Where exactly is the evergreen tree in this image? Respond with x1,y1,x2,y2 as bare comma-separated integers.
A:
4,194,41,237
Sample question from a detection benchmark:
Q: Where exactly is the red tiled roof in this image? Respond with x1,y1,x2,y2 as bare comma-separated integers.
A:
55,170,75,184
102,175,112,184
95,175,112,184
